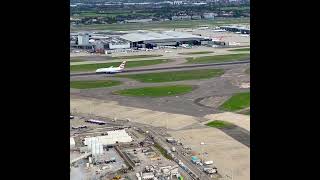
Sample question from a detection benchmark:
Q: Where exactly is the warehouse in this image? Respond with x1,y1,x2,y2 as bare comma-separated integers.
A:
120,31,211,48
220,25,250,34
70,137,76,148
84,129,133,146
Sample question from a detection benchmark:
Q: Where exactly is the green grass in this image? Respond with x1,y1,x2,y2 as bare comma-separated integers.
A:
113,85,194,97
70,80,122,89
229,48,250,52
179,51,214,55
71,18,250,31
206,120,234,128
220,92,250,111
154,143,173,160
70,59,171,72
186,53,250,64
112,55,163,60
116,69,224,83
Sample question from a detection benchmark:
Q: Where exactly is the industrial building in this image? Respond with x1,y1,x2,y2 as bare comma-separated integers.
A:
203,13,216,19
84,129,133,146
70,137,75,148
120,31,211,48
125,19,153,23
220,25,250,34
172,15,191,20
78,33,90,45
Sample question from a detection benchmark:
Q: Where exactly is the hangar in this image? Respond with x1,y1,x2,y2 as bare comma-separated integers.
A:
120,31,211,48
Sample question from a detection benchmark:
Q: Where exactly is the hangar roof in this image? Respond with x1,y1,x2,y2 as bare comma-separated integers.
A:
120,31,204,42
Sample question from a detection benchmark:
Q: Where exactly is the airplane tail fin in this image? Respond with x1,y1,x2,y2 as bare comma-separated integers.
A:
119,61,126,69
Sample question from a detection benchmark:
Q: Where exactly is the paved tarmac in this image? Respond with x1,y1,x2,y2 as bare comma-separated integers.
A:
70,63,250,117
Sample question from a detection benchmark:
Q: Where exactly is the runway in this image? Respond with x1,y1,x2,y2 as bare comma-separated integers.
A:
70,60,250,77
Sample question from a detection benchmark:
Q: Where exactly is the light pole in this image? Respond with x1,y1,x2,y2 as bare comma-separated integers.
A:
200,142,205,163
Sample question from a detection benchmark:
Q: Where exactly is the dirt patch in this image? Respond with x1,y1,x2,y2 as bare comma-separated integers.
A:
195,96,229,108
239,82,250,89
169,127,250,180
70,97,199,130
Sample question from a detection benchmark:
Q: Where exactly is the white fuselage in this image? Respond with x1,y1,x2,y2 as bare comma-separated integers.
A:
95,67,123,74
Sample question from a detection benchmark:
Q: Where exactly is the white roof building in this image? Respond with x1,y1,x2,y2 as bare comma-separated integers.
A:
70,137,75,148
120,31,205,43
84,129,133,146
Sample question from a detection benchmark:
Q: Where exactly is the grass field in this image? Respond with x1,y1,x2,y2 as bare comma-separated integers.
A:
70,59,171,72
220,92,250,112
206,120,234,128
70,80,122,89
179,51,214,55
186,53,250,64
229,48,250,52
113,85,194,97
116,69,224,83
112,55,163,60
71,18,250,31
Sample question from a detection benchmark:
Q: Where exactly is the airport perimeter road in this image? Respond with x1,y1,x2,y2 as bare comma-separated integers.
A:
70,60,250,77
145,127,213,180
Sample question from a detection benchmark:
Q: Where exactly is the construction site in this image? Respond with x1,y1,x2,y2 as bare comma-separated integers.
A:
70,114,222,180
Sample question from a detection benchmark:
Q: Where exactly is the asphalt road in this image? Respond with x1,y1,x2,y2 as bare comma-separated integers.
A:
70,60,250,77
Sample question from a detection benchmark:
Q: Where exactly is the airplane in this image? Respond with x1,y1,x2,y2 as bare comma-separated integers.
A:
95,61,126,74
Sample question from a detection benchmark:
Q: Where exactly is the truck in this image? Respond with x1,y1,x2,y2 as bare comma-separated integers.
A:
191,156,200,164
204,160,214,165
171,147,176,152
203,167,217,174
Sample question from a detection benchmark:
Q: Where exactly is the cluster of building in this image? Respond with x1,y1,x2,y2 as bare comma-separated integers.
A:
220,25,250,34
70,119,186,180
70,1,249,7
136,165,181,180
172,13,216,20
165,137,218,177
70,30,213,53
70,32,130,52
71,12,217,26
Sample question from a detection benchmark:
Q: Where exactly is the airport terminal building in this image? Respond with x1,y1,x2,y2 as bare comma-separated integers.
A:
120,31,211,48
